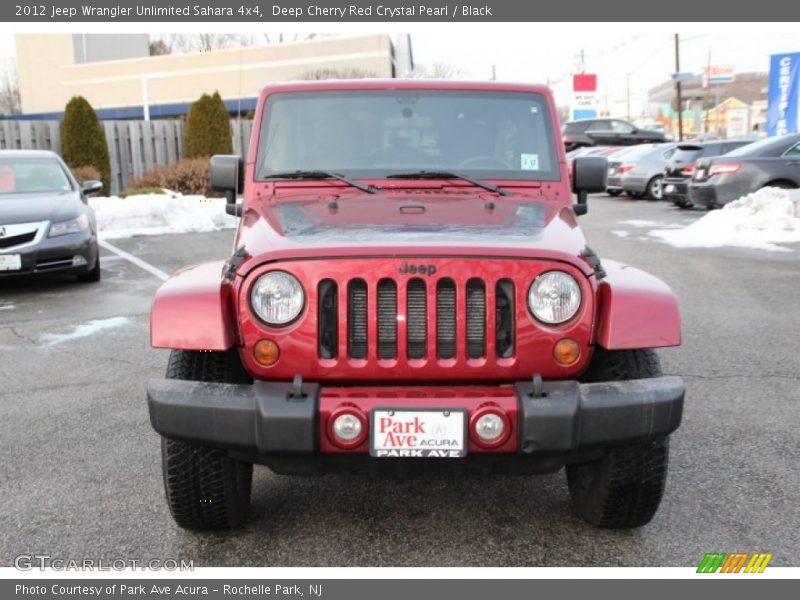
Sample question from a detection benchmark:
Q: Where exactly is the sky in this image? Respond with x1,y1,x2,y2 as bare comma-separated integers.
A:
1,28,798,116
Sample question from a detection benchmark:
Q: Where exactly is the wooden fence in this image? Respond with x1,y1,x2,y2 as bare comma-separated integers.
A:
0,119,254,195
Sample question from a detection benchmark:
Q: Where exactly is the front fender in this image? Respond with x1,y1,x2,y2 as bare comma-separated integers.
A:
150,260,237,351
595,260,681,350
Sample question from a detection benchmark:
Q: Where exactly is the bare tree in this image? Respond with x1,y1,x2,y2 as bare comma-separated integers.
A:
263,33,320,45
0,59,21,116
410,61,469,79
168,34,238,53
300,68,378,80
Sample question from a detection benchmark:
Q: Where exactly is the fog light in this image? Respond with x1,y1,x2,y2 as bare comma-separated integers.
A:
553,338,581,365
253,339,280,366
327,407,367,449
333,414,362,441
72,256,88,266
470,407,510,448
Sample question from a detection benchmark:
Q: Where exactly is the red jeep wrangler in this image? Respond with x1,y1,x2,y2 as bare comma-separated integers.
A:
148,80,684,531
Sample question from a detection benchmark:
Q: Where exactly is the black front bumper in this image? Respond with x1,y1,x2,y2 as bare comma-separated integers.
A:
0,230,98,278
147,377,684,473
662,178,689,203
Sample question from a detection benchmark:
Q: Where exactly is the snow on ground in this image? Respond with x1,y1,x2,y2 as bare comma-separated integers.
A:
89,192,237,240
651,188,800,252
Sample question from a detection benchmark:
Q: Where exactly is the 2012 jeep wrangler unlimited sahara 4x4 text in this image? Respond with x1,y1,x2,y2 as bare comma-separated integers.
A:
147,80,684,531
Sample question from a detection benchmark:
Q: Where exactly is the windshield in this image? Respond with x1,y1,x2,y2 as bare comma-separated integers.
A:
256,90,560,181
0,157,73,195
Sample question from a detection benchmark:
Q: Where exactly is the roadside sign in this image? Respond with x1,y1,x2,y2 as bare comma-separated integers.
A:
767,52,800,136
703,65,735,87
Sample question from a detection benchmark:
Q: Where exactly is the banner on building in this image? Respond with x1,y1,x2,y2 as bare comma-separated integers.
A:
767,52,800,136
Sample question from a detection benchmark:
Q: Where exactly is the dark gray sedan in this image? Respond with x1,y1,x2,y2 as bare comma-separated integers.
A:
0,150,102,281
689,133,800,208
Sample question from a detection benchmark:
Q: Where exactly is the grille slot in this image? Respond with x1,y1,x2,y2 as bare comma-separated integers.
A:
317,279,338,359
348,279,368,359
436,279,457,359
406,278,427,359
0,231,35,249
377,279,397,359
495,279,515,358
466,279,486,359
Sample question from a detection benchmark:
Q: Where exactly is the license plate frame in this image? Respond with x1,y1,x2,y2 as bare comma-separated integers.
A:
0,254,22,271
370,408,467,458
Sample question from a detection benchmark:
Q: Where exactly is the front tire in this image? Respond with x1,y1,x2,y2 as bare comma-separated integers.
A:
160,350,253,531
76,256,101,282
567,349,670,528
607,189,622,197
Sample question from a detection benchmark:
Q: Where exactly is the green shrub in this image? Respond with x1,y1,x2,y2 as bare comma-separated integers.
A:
185,91,232,158
118,186,165,198
60,96,111,193
133,158,212,196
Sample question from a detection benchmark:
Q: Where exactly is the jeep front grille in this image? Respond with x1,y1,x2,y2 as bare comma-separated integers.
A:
318,276,515,362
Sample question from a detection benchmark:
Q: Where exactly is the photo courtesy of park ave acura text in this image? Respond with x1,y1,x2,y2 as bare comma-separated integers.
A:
0,9,799,579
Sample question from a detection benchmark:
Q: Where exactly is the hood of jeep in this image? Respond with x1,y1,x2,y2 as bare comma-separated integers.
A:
236,190,591,275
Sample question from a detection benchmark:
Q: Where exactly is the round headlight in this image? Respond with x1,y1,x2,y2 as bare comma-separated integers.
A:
250,271,305,325
528,271,581,324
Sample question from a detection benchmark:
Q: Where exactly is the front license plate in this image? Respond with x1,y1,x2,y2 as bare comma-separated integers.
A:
371,409,466,458
665,184,675,193
0,254,21,271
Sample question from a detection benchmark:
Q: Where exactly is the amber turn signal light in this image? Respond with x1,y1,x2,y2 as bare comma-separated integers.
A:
254,339,280,366
553,338,580,366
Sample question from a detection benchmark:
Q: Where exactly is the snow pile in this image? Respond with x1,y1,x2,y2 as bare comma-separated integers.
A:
89,192,237,239
652,188,800,252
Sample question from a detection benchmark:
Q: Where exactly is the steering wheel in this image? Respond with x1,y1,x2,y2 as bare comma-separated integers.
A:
457,156,511,169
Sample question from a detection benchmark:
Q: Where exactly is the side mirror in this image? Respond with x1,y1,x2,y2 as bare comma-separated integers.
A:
571,156,608,216
210,154,244,217
81,180,103,195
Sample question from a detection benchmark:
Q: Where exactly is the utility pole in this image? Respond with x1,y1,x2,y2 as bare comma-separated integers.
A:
704,49,711,133
674,34,684,141
626,73,631,120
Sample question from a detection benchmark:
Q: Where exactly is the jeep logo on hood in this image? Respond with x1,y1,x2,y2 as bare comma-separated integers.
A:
398,262,437,276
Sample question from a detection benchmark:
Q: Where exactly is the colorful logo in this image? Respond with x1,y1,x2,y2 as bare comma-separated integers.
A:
697,552,773,573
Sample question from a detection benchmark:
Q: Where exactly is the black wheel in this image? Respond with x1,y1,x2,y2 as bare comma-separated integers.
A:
646,176,664,201
76,257,101,282
607,189,622,197
160,350,253,531
567,349,670,528
673,198,693,209
762,181,795,190
626,191,645,200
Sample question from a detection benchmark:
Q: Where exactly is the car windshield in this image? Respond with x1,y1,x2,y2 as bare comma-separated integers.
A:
256,90,560,181
670,147,702,163
723,136,789,158
0,157,73,195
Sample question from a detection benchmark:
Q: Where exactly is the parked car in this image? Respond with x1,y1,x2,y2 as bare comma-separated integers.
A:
146,80,684,531
562,118,666,152
620,143,678,200
689,133,800,208
662,140,754,208
0,150,102,281
605,146,652,196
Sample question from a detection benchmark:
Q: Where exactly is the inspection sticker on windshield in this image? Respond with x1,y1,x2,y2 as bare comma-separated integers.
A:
0,254,21,271
371,409,466,458
521,153,539,170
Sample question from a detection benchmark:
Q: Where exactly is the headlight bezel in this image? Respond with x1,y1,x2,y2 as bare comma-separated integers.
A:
48,213,90,238
527,270,583,325
249,270,306,327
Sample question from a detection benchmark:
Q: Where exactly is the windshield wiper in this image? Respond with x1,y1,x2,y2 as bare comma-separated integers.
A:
264,170,378,194
385,171,513,196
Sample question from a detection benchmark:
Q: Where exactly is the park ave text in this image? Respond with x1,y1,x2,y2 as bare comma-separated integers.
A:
32,4,493,19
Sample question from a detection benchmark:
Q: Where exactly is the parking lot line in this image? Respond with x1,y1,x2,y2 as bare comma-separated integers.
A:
98,239,169,281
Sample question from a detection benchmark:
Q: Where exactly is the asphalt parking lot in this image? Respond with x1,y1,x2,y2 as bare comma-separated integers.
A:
1,194,798,567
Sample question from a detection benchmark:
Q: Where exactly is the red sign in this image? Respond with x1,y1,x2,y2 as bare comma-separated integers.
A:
573,74,597,92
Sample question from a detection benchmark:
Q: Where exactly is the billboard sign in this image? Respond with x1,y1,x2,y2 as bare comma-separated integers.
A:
767,52,800,136
572,74,598,120
703,65,735,87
